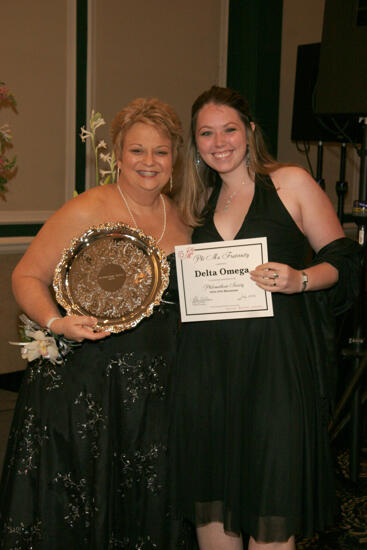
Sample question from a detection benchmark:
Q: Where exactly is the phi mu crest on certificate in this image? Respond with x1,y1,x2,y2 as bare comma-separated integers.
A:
175,238,273,322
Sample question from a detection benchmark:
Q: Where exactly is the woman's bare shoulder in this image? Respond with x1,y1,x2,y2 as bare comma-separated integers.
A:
270,165,314,187
64,185,113,213
30,186,115,254
48,185,114,228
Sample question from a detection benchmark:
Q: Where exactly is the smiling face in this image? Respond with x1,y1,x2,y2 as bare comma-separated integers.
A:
195,102,249,177
118,122,173,193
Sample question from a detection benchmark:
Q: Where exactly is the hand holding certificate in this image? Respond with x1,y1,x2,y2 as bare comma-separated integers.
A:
175,237,273,322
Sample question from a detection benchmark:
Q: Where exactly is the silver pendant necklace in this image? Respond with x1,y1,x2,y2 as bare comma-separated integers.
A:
222,181,245,212
223,190,238,211
117,184,166,244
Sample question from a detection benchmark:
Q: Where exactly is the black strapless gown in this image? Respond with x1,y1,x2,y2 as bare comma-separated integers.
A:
0,255,196,549
170,175,361,542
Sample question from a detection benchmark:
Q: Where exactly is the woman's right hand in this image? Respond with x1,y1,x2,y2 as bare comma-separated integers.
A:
49,315,110,342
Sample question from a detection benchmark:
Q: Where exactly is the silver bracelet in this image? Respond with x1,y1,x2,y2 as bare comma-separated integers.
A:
46,316,62,330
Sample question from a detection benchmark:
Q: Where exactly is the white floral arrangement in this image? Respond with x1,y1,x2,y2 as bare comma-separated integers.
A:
10,314,79,365
80,110,117,188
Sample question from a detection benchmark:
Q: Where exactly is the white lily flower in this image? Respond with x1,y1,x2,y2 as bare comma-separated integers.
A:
90,111,106,131
21,342,42,362
96,140,107,151
18,338,59,363
11,322,60,364
46,341,61,362
80,127,92,142
99,152,112,162
78,110,117,187
10,314,78,366
92,119,106,131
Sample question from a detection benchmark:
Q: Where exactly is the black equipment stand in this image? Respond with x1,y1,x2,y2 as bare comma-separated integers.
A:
336,143,348,223
329,118,367,482
316,141,326,190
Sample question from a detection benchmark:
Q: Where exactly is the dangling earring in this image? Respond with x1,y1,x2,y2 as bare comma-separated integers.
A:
170,174,173,192
245,145,250,167
195,151,202,166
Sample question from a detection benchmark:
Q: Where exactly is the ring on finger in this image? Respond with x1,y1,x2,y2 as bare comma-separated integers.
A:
273,281,277,286
273,272,279,279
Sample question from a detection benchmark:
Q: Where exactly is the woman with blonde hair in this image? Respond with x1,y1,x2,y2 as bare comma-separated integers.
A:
0,97,196,549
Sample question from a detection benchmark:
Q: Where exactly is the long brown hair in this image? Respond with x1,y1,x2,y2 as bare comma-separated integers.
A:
179,86,282,226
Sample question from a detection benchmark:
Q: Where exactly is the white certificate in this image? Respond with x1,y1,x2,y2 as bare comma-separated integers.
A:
175,238,273,322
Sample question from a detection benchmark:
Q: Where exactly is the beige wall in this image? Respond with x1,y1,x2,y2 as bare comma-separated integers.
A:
85,0,226,185
0,0,69,212
92,0,224,126
0,1,70,374
0,254,24,374
278,0,360,225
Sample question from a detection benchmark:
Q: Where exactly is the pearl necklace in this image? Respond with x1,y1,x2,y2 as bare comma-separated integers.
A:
117,184,166,244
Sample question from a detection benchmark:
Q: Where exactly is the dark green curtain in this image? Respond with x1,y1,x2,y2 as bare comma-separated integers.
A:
75,0,88,194
226,0,283,157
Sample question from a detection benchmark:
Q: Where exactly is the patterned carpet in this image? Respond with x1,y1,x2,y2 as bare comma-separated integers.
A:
296,447,367,549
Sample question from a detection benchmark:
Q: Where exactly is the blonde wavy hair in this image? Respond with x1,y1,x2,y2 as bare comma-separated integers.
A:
111,98,183,194
179,86,282,226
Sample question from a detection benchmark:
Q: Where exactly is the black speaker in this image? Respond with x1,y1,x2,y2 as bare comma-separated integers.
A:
314,0,367,115
291,43,362,143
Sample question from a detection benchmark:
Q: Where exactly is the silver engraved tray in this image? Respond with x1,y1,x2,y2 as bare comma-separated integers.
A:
53,222,170,333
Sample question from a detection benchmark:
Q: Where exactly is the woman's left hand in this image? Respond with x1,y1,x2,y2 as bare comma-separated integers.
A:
250,262,303,294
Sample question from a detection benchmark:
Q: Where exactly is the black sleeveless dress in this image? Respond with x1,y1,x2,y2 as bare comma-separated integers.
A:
170,175,361,542
0,255,196,550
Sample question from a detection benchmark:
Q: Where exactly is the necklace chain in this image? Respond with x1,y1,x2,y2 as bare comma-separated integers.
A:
117,184,166,244
223,190,237,211
222,181,245,212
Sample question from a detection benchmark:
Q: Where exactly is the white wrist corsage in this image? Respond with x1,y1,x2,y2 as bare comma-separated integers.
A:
9,314,79,365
